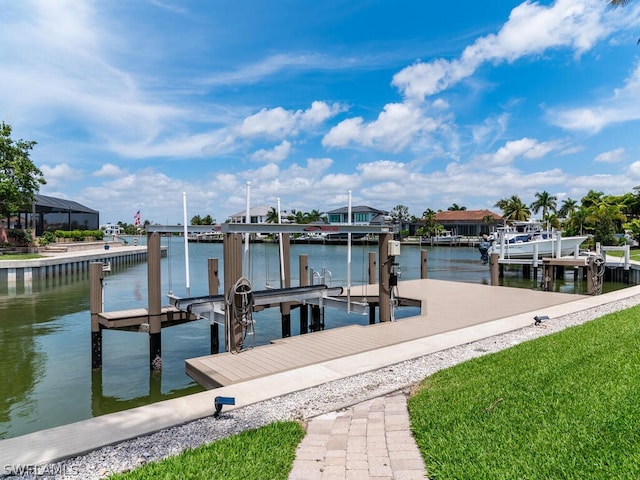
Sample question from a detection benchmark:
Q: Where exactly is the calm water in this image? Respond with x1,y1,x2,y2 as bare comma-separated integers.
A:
0,236,627,439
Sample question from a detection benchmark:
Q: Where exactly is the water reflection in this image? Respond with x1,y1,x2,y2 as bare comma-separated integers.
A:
90,370,202,417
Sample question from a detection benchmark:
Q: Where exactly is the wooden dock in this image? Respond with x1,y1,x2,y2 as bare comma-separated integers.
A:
186,278,582,389
98,306,196,331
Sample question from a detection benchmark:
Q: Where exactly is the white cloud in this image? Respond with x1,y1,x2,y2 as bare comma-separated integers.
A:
391,0,610,102
594,148,625,163
357,161,411,182
323,103,440,152
251,140,292,163
199,53,363,87
40,163,82,188
551,62,640,133
239,102,343,139
628,161,640,179
471,113,510,145
478,138,561,166
94,163,126,177
306,158,333,175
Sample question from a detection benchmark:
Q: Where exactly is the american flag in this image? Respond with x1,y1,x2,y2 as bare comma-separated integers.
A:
134,210,141,227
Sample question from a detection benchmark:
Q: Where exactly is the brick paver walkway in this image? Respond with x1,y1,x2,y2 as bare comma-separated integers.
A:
289,393,428,480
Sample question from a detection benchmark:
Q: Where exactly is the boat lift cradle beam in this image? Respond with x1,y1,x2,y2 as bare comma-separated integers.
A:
169,284,345,315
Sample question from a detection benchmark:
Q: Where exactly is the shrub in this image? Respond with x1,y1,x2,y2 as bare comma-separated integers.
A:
39,231,56,245
53,229,104,241
7,228,32,246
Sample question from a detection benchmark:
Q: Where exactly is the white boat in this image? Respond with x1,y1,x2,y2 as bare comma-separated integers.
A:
431,230,461,245
488,221,588,259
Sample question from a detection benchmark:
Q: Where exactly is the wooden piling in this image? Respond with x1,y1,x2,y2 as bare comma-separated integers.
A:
542,264,554,291
368,252,376,284
147,232,162,370
89,262,103,369
299,254,309,334
208,258,220,354
378,233,392,322
490,253,500,286
223,233,243,352
280,233,291,338
587,257,595,294
420,250,428,279
368,252,376,324
310,304,322,331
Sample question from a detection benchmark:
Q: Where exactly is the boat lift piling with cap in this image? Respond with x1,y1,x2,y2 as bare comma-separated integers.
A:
89,222,403,372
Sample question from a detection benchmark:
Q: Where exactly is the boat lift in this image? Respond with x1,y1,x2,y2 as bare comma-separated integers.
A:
171,284,366,317
151,221,399,355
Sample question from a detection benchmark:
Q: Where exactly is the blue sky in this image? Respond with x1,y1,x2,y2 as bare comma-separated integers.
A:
2,0,640,225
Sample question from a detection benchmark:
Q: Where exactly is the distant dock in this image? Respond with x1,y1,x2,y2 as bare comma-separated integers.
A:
0,242,163,291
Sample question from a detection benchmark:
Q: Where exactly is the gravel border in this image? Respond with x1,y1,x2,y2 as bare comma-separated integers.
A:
4,293,640,479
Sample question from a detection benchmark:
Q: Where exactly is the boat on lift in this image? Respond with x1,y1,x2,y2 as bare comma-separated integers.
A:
488,221,588,259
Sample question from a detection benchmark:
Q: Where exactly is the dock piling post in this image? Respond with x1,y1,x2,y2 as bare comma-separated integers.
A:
147,232,162,370
280,233,291,338
90,262,103,369
224,233,244,352
542,264,554,291
299,254,308,334
490,253,500,286
368,252,377,324
208,258,220,354
378,233,392,322
420,250,428,279
368,252,377,284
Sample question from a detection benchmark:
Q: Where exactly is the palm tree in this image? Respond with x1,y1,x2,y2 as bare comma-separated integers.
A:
287,209,306,224
566,206,588,236
419,209,441,237
530,191,557,222
558,198,578,218
546,213,562,230
306,209,323,223
494,198,508,211
266,207,279,223
497,195,530,222
447,203,466,211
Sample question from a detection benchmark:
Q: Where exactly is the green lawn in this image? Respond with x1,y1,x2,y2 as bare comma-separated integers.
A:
606,248,640,262
108,421,305,480
107,306,640,480
0,253,43,260
408,306,640,479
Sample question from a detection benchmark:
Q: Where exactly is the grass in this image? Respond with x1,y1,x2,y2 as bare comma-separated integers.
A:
408,306,640,479
606,248,640,262
107,421,305,480
0,253,43,260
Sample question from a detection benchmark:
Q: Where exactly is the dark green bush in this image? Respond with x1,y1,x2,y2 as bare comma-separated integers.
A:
39,231,56,245
53,229,104,241
7,228,32,246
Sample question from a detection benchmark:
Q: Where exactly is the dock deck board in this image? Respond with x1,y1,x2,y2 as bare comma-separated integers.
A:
186,279,584,389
